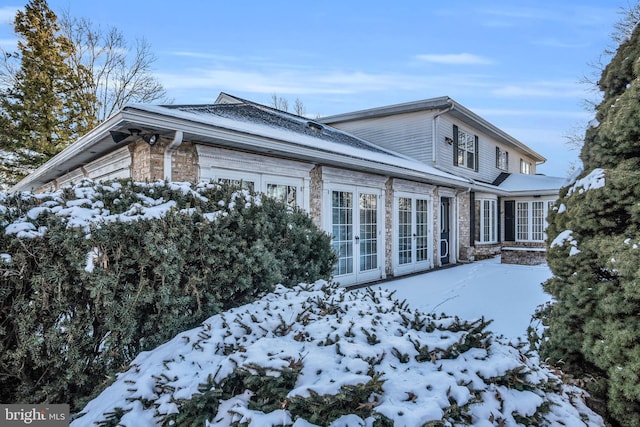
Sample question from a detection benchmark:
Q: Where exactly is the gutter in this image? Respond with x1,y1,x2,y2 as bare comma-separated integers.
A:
163,131,184,180
432,101,453,165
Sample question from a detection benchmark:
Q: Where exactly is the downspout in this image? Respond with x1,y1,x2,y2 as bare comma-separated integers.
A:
164,130,184,181
432,103,454,165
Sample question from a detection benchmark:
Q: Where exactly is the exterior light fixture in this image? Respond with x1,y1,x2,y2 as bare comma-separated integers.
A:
109,128,159,145
445,137,454,145
110,130,131,144
142,133,160,145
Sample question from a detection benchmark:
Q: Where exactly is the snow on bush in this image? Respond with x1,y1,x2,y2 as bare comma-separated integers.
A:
566,168,605,197
550,230,581,256
1,179,260,240
73,282,603,427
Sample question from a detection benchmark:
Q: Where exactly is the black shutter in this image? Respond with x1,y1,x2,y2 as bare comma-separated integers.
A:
474,135,479,172
497,197,502,242
496,147,500,169
469,192,476,247
453,125,459,166
504,200,515,241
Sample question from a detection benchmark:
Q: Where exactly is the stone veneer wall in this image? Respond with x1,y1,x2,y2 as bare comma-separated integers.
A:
308,165,323,229
171,141,199,182
473,243,502,260
501,241,546,265
457,190,472,262
129,138,200,183
129,140,163,181
384,178,394,278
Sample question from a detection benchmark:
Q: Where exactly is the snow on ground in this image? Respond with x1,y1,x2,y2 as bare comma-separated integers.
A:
72,261,602,427
377,258,553,341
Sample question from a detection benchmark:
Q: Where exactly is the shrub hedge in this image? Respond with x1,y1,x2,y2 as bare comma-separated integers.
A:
0,179,336,411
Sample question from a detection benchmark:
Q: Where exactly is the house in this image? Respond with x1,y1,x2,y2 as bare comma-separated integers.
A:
10,93,566,286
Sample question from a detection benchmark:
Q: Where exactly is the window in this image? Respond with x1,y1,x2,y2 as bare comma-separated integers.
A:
514,200,551,241
520,159,532,174
474,199,497,243
516,202,529,240
496,147,509,171
218,178,255,191
453,125,479,171
267,183,297,208
210,170,304,209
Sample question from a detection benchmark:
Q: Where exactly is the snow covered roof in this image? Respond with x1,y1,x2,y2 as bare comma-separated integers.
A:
496,173,568,196
9,92,562,196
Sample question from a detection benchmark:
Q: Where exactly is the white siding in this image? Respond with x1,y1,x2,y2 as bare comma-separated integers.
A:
55,146,131,188
437,116,539,184
84,146,132,181
328,111,434,164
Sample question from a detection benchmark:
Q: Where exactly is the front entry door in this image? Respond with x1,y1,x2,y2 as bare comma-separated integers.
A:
331,189,381,285
440,197,451,265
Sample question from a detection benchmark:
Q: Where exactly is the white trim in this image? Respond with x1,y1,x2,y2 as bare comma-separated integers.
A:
393,192,434,276
324,184,386,286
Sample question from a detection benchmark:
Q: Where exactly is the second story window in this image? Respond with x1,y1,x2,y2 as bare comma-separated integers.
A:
496,147,509,171
520,159,532,174
453,125,479,171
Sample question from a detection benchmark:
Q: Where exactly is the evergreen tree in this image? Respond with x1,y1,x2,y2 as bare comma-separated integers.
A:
542,22,640,427
0,0,95,186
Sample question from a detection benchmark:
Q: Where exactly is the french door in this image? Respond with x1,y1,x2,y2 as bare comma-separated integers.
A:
395,194,432,274
331,187,382,285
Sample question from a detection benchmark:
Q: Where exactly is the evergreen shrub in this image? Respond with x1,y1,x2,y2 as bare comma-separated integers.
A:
541,22,640,427
0,179,336,411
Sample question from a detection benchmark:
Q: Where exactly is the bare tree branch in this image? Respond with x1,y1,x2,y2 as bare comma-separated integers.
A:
59,11,169,122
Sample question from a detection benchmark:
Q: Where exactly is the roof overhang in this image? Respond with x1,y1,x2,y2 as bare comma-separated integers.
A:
11,104,474,192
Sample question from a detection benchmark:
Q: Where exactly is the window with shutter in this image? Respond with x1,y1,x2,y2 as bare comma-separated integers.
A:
454,125,478,171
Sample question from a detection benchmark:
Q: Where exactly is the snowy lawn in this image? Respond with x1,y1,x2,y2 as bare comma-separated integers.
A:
72,260,604,427
375,257,553,341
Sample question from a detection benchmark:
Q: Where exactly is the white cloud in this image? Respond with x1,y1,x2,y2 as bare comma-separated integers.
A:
0,6,18,26
492,81,585,98
156,67,433,97
415,53,493,65
0,37,16,51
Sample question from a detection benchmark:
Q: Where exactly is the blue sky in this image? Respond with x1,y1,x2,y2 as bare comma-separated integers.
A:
0,1,631,176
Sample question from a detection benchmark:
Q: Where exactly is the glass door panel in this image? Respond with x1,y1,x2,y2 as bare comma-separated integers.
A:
415,199,430,263
332,191,353,276
359,193,378,272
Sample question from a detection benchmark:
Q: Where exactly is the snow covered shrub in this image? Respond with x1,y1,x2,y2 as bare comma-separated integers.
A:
73,282,603,427
541,22,640,427
0,179,335,412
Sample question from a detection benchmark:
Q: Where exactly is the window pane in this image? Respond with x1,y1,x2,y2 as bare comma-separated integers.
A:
219,178,254,191
490,200,497,242
532,201,544,241
474,200,481,242
359,194,377,272
416,199,429,262
398,197,412,265
517,202,529,241
267,183,297,208
483,200,491,242
332,191,353,275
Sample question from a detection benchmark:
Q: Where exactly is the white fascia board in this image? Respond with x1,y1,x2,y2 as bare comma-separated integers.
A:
10,113,128,192
448,100,547,163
